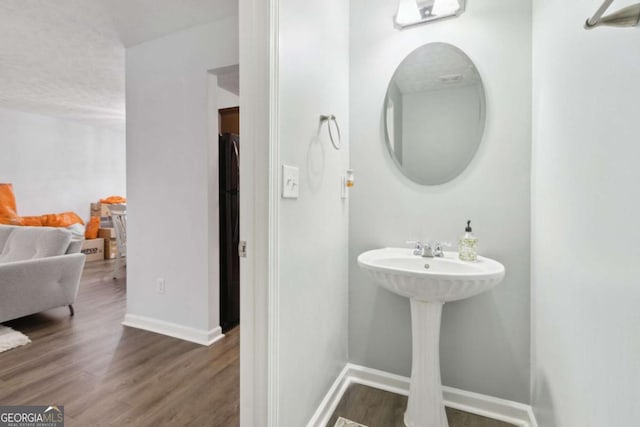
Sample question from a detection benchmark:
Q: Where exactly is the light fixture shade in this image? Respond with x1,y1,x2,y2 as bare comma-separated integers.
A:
396,0,422,27
394,0,465,29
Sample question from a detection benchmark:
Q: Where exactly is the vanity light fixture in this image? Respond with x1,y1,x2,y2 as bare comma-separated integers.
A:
394,0,466,29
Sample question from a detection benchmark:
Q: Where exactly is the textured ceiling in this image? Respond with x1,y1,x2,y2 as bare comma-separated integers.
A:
393,43,481,94
0,0,125,128
0,0,238,129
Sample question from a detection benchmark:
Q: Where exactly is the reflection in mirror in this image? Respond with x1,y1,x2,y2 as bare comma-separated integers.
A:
384,42,486,185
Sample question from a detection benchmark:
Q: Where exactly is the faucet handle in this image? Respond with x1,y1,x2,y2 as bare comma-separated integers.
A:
432,241,452,249
407,240,449,257
406,240,425,256
423,240,450,257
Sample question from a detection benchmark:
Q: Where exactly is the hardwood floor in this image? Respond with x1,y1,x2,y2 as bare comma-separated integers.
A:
1,260,518,427
0,260,239,427
327,384,516,427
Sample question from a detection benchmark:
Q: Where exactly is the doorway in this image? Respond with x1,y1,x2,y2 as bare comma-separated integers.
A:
219,108,240,333
220,107,240,135
211,66,241,334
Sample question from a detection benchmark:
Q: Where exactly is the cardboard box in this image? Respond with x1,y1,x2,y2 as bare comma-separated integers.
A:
90,203,101,217
100,203,113,217
104,238,118,260
81,238,105,262
100,217,113,228
98,203,125,217
98,228,116,239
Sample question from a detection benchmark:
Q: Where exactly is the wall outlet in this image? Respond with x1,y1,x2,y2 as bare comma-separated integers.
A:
156,278,166,294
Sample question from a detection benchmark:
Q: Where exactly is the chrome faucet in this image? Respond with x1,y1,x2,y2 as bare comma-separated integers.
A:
407,240,447,258
407,241,426,256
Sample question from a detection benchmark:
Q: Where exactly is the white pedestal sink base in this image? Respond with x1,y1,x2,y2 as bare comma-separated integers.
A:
404,299,449,427
357,249,506,427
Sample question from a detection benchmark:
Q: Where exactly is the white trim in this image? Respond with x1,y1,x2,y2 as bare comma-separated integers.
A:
307,363,538,427
267,0,280,425
239,0,278,425
122,314,224,346
346,364,411,396
305,365,352,427
443,387,538,427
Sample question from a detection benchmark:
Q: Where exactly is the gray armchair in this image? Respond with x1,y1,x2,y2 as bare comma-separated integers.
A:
0,225,85,323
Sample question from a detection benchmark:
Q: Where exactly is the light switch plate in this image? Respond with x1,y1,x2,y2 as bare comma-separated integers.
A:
282,164,299,199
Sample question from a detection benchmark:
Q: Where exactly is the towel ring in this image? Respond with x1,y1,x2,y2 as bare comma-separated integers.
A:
320,114,341,150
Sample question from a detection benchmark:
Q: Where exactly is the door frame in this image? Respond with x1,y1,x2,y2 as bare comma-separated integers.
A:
239,0,280,425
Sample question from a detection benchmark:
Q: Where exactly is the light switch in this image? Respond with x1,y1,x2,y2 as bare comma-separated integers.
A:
282,165,299,199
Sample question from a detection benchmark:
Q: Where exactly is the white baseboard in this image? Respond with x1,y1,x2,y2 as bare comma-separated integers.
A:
307,363,538,427
305,365,352,427
122,313,225,346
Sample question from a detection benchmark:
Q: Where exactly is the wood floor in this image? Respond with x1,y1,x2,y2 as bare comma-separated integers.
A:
327,384,516,427
0,260,239,427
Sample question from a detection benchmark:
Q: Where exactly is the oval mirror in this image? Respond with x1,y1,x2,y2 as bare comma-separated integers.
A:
384,43,486,185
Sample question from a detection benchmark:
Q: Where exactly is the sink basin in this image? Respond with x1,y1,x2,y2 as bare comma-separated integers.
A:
357,247,505,427
357,248,505,302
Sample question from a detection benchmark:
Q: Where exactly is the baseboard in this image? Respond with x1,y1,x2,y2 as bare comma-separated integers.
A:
122,314,225,346
305,365,352,427
443,385,538,427
307,363,538,427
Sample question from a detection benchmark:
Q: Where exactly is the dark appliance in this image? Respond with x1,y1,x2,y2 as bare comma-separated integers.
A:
219,132,240,332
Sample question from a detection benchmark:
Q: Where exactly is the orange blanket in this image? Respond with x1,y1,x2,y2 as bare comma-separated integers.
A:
85,217,100,239
100,196,127,204
0,183,84,228
0,184,22,225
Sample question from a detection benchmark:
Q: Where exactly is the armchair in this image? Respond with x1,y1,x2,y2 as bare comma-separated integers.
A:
0,225,85,323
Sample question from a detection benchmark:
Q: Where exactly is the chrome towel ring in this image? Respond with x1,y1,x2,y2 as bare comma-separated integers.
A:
320,114,341,150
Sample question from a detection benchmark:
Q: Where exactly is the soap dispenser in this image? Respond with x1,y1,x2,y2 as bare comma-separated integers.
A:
458,220,478,261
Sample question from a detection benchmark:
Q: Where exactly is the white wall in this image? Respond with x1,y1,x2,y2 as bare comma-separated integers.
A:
277,0,350,424
532,0,640,425
217,86,239,109
0,107,125,220
126,17,238,339
402,85,482,184
349,0,532,403
386,82,403,159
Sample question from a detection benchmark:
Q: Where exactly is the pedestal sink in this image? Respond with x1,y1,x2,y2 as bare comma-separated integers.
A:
357,248,505,427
